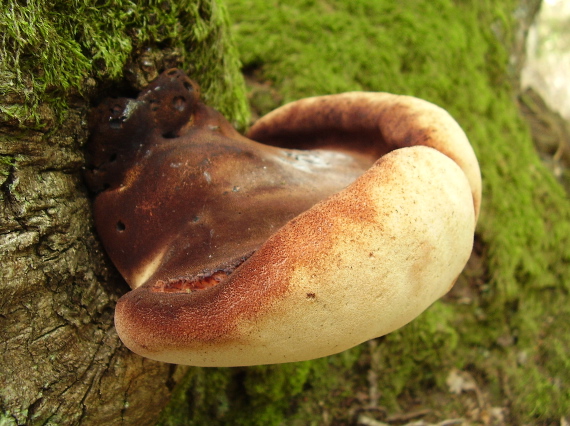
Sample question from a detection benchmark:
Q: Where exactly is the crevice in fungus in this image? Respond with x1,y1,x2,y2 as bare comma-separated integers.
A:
153,271,229,293
162,131,179,139
151,255,250,293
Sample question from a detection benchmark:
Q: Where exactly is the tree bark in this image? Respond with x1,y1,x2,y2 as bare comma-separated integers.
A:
0,1,246,424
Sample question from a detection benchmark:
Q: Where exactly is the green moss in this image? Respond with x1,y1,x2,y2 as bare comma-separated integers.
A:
159,0,569,423
0,0,249,128
0,155,16,178
371,303,461,410
0,413,18,426
158,368,234,425
159,348,362,426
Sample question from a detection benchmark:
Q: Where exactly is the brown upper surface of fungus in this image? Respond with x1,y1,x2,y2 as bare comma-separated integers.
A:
86,68,481,367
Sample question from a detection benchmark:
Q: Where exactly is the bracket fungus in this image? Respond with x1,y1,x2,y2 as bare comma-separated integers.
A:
85,68,481,367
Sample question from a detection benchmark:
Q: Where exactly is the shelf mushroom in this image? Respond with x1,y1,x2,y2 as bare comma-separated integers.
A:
86,68,481,367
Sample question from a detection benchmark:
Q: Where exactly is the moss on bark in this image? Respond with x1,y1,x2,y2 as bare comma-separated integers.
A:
0,0,248,128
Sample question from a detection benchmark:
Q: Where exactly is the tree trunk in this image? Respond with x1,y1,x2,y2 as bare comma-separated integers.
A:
3,0,570,425
0,1,247,425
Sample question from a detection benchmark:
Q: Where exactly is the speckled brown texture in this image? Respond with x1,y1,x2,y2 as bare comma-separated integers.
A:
115,147,474,366
88,69,480,366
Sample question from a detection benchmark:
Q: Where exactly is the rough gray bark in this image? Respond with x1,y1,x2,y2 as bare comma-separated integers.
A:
0,96,188,425
0,1,247,424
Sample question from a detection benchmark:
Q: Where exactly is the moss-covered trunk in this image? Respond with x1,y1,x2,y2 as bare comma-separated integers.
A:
2,0,569,425
0,2,247,425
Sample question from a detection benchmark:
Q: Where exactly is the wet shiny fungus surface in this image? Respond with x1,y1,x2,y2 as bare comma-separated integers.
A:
85,69,370,291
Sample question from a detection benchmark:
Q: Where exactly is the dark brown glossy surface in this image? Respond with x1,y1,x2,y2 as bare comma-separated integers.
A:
86,69,369,289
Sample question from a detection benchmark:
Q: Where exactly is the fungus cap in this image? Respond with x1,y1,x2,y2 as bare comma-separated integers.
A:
86,69,480,366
